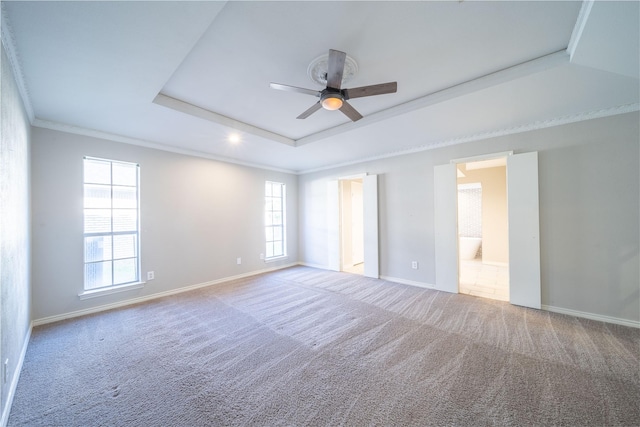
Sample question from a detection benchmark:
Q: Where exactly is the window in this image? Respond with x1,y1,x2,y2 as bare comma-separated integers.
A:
84,157,140,290
265,181,286,259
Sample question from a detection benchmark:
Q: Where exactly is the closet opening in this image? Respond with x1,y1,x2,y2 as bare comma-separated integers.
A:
340,178,364,275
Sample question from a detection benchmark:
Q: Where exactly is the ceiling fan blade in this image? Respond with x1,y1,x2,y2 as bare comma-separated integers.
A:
297,102,322,119
270,83,319,97
343,82,398,100
326,49,347,89
339,101,363,122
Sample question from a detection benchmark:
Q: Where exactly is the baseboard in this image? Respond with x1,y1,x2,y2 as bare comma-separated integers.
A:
32,263,639,330
33,263,299,326
1,322,32,427
380,275,436,290
297,261,330,270
377,281,640,329
542,305,640,329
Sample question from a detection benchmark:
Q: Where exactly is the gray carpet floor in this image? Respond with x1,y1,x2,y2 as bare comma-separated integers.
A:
8,266,640,426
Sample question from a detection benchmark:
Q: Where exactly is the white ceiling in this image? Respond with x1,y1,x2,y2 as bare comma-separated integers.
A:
2,1,639,173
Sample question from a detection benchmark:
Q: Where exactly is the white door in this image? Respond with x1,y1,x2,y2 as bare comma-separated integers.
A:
327,180,340,271
434,163,459,293
363,175,379,278
434,153,541,309
351,181,364,265
328,175,379,277
507,152,541,309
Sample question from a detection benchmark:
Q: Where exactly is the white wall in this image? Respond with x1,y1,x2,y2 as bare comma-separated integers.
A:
298,112,640,323
0,44,32,423
30,128,298,320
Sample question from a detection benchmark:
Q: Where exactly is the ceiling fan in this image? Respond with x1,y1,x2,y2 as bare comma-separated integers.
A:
270,49,397,122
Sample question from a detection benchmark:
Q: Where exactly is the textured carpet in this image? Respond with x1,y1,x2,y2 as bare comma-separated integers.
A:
8,266,640,426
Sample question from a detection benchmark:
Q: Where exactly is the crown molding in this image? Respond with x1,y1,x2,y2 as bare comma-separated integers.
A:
32,119,297,175
152,50,569,150
567,0,594,61
153,93,295,147
33,103,639,176
1,2,35,123
297,103,640,175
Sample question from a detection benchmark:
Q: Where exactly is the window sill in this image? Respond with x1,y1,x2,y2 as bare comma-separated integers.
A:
78,282,145,300
264,255,288,263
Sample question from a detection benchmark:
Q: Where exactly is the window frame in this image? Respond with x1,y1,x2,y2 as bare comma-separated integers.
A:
264,181,287,261
81,156,142,297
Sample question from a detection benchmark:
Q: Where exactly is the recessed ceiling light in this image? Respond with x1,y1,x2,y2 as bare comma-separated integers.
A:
228,133,241,144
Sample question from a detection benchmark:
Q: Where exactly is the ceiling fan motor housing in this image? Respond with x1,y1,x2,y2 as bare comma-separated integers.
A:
270,49,397,121
320,88,344,110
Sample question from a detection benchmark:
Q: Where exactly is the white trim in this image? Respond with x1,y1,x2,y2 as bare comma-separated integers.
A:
338,173,367,181
0,2,35,123
567,0,595,61
153,93,296,147
450,151,513,165
152,51,568,149
542,305,639,329
297,261,329,270
78,282,145,300
32,119,297,175
374,276,640,329
362,175,379,279
298,102,640,174
28,101,639,178
380,275,436,290
263,255,288,264
33,263,298,326
1,323,32,427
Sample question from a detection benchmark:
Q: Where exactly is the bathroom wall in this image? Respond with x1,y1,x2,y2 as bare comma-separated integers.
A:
458,165,508,264
457,183,482,239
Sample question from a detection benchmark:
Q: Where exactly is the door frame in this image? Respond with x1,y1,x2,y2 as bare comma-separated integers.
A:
328,173,379,278
433,151,542,309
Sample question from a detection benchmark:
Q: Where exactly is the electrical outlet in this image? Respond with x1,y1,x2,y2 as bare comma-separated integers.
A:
147,271,155,281
4,359,8,384
411,261,418,269
237,257,242,265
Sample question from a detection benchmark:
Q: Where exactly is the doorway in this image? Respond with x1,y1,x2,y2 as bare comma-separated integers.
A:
328,174,379,278
340,178,364,275
456,159,509,301
434,151,541,309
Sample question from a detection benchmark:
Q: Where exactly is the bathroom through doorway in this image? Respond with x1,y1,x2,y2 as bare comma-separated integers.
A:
456,158,509,301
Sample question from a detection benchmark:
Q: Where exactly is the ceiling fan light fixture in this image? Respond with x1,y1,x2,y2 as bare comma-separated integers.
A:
321,95,343,111
271,49,397,122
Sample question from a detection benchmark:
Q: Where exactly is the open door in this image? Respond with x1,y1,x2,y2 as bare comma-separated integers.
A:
507,152,541,309
327,180,340,271
351,181,364,265
434,163,459,293
328,175,379,278
363,175,379,278
434,153,541,309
